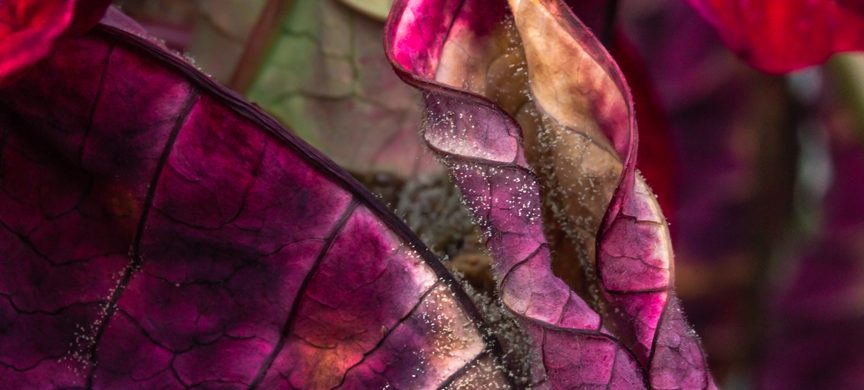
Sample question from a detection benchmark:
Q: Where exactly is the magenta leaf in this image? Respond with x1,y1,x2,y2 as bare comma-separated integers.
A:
0,7,513,388
0,0,111,86
386,0,714,388
688,0,864,73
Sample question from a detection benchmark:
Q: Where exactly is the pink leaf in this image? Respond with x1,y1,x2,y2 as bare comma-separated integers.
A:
386,0,715,387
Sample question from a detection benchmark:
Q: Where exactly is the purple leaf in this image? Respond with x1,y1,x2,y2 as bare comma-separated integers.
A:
385,0,715,388
0,7,512,388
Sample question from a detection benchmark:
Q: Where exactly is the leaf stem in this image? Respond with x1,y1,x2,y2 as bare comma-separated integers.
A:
228,0,294,93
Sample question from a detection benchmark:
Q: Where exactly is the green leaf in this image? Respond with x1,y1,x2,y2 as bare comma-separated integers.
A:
246,0,438,178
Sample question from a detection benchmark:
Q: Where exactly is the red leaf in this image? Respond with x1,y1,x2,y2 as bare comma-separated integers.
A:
689,0,864,73
839,0,864,14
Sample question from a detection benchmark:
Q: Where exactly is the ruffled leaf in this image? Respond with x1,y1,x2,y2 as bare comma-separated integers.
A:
386,0,714,388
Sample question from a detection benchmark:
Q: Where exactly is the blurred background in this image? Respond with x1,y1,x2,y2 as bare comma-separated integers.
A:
112,0,864,388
